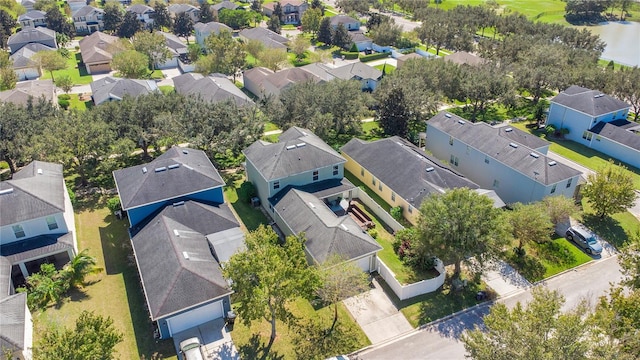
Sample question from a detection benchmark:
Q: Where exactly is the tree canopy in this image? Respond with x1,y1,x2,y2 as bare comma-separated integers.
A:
132,31,171,70
582,160,636,218
111,50,149,79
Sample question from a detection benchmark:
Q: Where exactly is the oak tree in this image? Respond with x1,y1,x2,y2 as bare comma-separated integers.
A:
582,160,636,218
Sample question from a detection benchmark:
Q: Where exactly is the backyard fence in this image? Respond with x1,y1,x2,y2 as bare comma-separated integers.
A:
378,259,446,300
352,189,404,233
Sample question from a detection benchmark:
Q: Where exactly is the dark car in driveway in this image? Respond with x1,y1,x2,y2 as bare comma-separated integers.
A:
565,225,603,255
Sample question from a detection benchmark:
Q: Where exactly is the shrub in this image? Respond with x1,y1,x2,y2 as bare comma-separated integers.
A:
293,59,312,67
66,184,76,206
390,206,403,221
368,228,378,239
106,196,121,214
340,51,359,60
58,99,70,109
58,94,71,100
359,52,391,62
349,43,358,52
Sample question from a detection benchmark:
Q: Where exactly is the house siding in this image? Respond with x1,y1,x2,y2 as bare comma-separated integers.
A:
342,152,419,224
0,212,68,245
244,157,271,213
547,102,629,144
425,125,579,205
589,134,640,170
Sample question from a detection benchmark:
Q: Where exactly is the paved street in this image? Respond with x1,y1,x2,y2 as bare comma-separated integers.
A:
357,256,623,360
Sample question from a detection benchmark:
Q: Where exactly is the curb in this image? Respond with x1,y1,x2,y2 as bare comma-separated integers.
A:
533,253,618,285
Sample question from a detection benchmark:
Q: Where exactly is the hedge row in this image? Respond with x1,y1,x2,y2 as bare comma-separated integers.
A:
340,51,359,60
360,52,391,62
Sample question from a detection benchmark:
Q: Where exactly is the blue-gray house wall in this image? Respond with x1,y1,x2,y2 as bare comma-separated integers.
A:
546,102,630,144
586,134,640,170
127,186,224,228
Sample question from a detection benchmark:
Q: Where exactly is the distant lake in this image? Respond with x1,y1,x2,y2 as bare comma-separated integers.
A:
583,22,640,67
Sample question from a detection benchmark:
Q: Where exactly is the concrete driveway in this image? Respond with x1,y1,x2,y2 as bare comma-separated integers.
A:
173,319,239,360
343,277,413,344
481,260,531,298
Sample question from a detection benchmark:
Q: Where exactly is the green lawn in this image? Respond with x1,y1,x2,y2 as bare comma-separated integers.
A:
374,63,396,74
67,94,94,111
159,85,174,95
263,122,280,132
579,198,640,249
537,237,592,278
40,52,93,85
34,199,177,360
231,298,370,359
344,171,391,212
223,176,270,231
510,122,640,189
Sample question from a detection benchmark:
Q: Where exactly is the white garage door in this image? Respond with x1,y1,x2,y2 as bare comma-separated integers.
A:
166,300,224,336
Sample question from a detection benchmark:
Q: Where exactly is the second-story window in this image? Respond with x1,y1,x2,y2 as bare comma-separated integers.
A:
333,165,339,176
313,170,319,181
46,216,58,230
13,225,25,239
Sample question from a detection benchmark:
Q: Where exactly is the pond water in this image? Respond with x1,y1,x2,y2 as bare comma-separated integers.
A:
583,21,640,67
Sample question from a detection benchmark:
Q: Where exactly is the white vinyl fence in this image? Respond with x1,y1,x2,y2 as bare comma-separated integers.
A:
377,259,446,301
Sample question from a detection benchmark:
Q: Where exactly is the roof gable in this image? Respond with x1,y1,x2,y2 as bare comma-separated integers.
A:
79,31,119,64
173,73,254,106
243,127,345,181
113,147,224,210
327,62,382,81
90,76,158,104
551,85,630,117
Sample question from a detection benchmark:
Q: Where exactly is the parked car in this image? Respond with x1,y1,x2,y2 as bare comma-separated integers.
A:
565,225,603,255
179,337,204,360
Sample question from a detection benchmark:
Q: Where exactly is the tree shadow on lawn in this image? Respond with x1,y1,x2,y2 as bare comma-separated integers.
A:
582,213,629,249
237,334,284,360
99,216,131,275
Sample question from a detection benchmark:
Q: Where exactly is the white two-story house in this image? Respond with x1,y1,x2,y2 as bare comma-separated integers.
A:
426,111,582,205
73,5,105,35
546,85,638,169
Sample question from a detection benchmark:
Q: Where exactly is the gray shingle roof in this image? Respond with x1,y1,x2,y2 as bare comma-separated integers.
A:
131,200,236,320
159,31,187,54
0,79,55,105
212,1,238,11
168,3,198,14
10,43,56,68
329,14,358,26
347,31,371,43
589,119,640,151
444,51,485,66
243,66,322,93
79,31,119,64
173,73,254,106
72,5,103,18
90,76,158,105
326,62,382,81
0,292,28,352
551,85,630,117
427,111,582,185
0,161,65,227
273,188,381,264
194,21,232,34
341,136,484,207
0,257,11,298
127,4,154,14
239,27,288,49
243,127,345,181
113,147,224,210
7,26,56,50
18,9,45,21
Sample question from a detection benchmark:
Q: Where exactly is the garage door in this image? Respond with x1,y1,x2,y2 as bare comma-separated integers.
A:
166,300,224,336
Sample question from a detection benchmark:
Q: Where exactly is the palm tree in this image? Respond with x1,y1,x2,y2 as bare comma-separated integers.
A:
62,250,103,288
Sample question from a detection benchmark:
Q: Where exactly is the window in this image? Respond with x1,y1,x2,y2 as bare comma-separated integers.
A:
450,155,458,166
449,136,453,146
493,179,499,188
466,145,470,154
582,131,592,141
333,165,339,176
378,183,382,191
551,184,557,194
566,178,572,188
312,170,319,181
12,225,25,239
273,180,280,190
596,136,601,141
360,167,364,176
484,156,490,164
408,205,413,213
46,216,58,231
372,177,376,186
391,192,395,202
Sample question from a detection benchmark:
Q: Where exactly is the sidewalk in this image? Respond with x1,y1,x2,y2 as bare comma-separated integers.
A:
481,260,532,298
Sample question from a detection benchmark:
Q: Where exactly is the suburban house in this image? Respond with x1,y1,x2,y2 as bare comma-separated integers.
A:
10,43,56,80
0,80,56,106
212,0,238,16
545,86,638,169
21,0,35,11
127,4,155,29
73,5,105,35
239,27,288,49
329,14,360,31
79,31,120,74
0,161,77,289
67,0,87,12
113,147,243,339
444,51,485,66
243,66,322,98
7,27,57,54
396,52,424,68
243,127,382,272
341,136,505,224
173,73,254,106
90,77,159,105
158,31,187,69
168,4,200,23
347,31,373,51
262,0,308,24
425,111,582,205
325,62,382,91
194,21,232,48
0,290,32,360
18,10,46,28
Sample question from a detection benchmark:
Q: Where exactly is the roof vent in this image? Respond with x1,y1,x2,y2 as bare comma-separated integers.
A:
168,164,180,170
182,149,189,154
444,113,452,118
286,145,296,150
309,202,315,209
530,152,540,158
0,188,14,195
37,168,43,175
154,167,167,172
142,167,147,174
426,167,435,172
173,229,180,236
509,142,518,148
458,120,465,125
296,142,306,148
594,94,605,98
182,251,190,260
505,127,513,132
183,164,194,170
173,201,185,207
548,161,557,166
340,224,348,231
